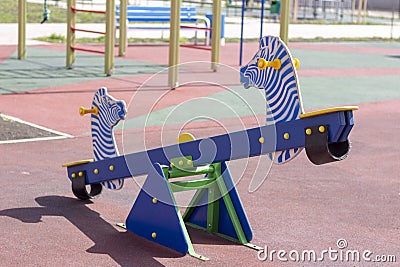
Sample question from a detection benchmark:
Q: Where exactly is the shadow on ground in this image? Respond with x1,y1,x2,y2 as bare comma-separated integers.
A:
0,195,184,266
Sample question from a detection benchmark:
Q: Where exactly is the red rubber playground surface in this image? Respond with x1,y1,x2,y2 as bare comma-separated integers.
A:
0,42,399,266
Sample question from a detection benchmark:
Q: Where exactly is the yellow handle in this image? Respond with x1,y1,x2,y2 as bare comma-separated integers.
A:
258,58,281,71
293,58,300,70
79,106,98,116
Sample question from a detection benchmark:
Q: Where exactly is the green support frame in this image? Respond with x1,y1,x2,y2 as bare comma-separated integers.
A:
168,158,262,259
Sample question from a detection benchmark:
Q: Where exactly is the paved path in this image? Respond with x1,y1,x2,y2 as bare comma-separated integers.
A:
1,17,400,45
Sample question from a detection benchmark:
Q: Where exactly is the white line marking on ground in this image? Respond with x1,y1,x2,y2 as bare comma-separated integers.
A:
0,113,74,144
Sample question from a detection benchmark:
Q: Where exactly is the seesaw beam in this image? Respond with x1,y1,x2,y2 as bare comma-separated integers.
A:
66,110,355,184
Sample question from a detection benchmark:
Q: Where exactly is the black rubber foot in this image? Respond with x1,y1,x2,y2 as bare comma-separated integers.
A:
305,125,350,165
72,172,102,200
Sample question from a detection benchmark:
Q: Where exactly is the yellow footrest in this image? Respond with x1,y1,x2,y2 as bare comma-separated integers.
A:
62,159,94,168
299,106,359,119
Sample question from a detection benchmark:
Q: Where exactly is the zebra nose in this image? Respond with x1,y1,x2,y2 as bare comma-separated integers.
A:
240,72,251,89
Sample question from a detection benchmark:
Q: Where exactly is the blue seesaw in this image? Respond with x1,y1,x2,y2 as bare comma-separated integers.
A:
63,36,358,261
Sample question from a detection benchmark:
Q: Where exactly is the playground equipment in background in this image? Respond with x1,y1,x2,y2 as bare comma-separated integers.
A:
40,0,51,24
66,0,117,75
63,36,357,260
64,0,224,82
115,6,215,48
239,0,290,65
16,0,288,88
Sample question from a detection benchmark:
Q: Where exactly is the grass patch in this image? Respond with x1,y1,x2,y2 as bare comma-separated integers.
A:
36,33,66,43
288,36,400,42
35,34,400,45
226,36,400,43
35,34,191,44
0,0,104,23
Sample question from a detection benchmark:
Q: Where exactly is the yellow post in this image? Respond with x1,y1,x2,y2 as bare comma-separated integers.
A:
357,0,362,23
168,0,181,88
292,0,298,23
211,0,222,71
363,0,368,24
118,0,127,56
66,0,76,69
105,0,115,75
279,0,290,44
18,0,26,60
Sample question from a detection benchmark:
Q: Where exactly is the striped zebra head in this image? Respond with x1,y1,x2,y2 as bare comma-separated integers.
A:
90,87,127,190
240,36,304,124
92,87,127,128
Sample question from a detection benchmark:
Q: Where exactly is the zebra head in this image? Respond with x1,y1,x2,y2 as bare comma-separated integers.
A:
240,36,305,165
90,87,126,162
90,87,126,190
240,36,304,124
92,87,127,128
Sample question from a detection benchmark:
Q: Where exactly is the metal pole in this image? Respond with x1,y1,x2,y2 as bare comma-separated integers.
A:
105,0,115,75
211,0,222,71
363,0,368,23
260,0,265,40
66,0,76,69
18,0,27,60
280,0,290,44
357,0,362,23
391,0,395,39
293,0,298,23
239,0,245,66
119,0,127,56
168,0,181,88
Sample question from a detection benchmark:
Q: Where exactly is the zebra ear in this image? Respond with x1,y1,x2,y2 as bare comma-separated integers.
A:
259,36,270,49
98,87,108,96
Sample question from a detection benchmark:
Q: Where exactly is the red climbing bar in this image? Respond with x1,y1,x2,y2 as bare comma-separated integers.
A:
71,27,106,35
70,46,105,54
180,44,212,51
71,6,106,14
180,25,212,31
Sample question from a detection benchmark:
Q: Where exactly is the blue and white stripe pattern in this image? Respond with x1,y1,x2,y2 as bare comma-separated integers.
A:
240,36,304,164
91,87,127,189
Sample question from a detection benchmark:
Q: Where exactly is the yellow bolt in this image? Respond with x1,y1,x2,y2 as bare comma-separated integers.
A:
187,160,192,166
152,198,157,204
93,169,99,174
257,58,268,70
78,171,83,177
71,173,76,179
259,137,264,144
109,165,114,171
178,160,184,166
283,133,290,140
170,162,175,168
151,232,157,239
293,58,300,70
305,128,312,135
319,126,325,133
